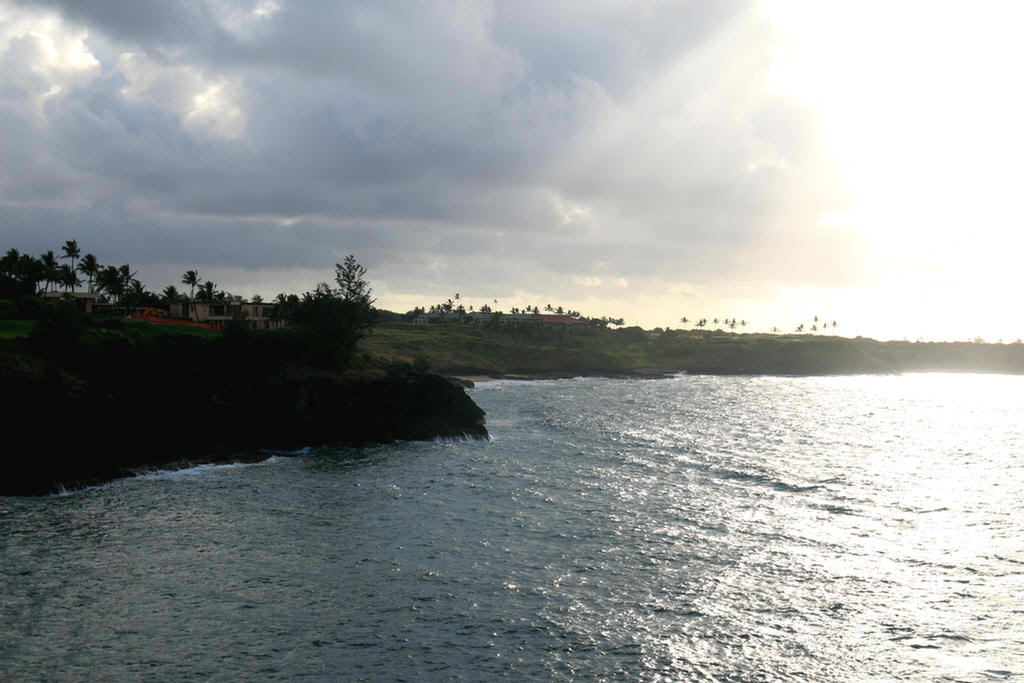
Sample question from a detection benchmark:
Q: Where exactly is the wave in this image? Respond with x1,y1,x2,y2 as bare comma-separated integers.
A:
48,455,288,497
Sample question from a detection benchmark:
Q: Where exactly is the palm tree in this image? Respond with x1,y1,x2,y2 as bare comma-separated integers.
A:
39,250,59,293
60,240,80,291
182,269,200,299
96,266,126,312
182,269,200,320
195,280,217,303
96,264,137,313
77,254,100,293
125,278,148,310
58,264,81,292
18,254,45,296
1,249,21,295
161,285,183,306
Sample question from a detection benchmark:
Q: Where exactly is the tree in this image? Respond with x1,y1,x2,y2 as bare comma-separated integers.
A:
161,285,184,306
77,254,100,293
284,256,378,368
58,264,81,292
0,249,42,297
124,278,149,310
61,240,80,291
39,250,59,293
18,254,45,297
0,249,18,296
182,270,200,299
96,266,126,312
335,255,373,306
182,269,200,320
195,280,217,303
93,264,137,314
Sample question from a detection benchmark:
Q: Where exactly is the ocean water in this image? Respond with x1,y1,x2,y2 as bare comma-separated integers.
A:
2,374,1023,681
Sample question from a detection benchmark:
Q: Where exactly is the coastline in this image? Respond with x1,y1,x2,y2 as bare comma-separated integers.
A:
1,337,488,496
363,325,1024,380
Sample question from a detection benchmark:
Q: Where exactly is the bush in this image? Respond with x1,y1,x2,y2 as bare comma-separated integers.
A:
16,295,47,319
0,298,15,320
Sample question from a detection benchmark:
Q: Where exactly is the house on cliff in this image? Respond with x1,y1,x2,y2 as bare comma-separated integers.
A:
41,290,100,313
169,301,284,331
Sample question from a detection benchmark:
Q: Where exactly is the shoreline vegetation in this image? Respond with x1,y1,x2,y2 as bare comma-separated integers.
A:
3,244,1022,495
362,321,1024,381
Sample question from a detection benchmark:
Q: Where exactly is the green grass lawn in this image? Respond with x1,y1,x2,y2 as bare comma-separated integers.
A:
0,319,34,339
0,317,222,342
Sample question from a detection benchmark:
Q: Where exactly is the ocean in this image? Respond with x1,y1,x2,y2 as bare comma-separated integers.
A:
2,374,1023,680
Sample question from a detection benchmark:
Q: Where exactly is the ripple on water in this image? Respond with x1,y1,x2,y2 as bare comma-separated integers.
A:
2,374,1023,680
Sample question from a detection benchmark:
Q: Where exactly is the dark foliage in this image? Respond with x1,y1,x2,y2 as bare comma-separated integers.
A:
276,256,378,369
1,311,487,495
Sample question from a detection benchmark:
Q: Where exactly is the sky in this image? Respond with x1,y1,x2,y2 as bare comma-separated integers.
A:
1,0,1021,341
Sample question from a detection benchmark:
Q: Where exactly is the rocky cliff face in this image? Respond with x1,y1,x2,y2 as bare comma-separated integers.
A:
229,370,488,448
1,342,487,496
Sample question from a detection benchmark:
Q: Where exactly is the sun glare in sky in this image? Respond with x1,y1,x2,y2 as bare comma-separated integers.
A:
760,1,1024,341
2,2,1021,342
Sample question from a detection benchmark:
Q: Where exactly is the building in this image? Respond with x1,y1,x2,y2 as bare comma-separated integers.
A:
169,301,285,331
41,290,100,313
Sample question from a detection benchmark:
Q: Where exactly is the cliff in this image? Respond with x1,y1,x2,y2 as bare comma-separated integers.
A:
0,332,487,496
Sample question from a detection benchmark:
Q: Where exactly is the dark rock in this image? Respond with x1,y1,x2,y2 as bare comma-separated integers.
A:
0,341,487,496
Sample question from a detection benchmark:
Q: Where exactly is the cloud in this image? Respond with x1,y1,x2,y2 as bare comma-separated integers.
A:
0,0,862,323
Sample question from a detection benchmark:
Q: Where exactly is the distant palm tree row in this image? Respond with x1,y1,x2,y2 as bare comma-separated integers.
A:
678,315,838,335
0,241,153,312
679,317,749,331
1,240,89,296
0,240,258,316
416,293,624,327
2,241,116,297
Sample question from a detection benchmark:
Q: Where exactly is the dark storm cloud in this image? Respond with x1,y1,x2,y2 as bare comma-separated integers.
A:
0,0,861,306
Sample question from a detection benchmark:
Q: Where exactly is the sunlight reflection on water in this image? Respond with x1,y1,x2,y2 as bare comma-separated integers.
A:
2,373,1022,680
